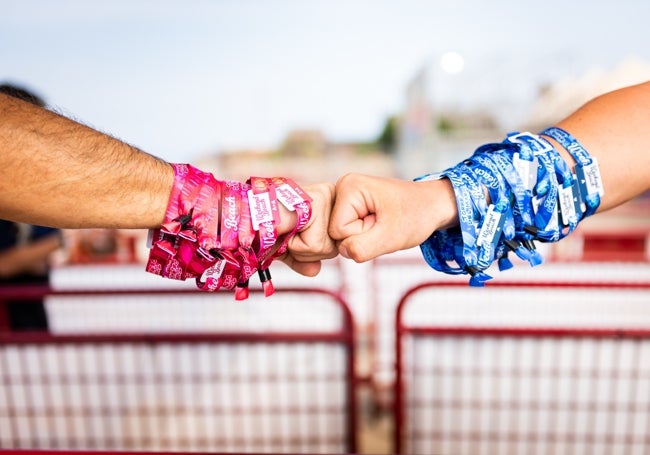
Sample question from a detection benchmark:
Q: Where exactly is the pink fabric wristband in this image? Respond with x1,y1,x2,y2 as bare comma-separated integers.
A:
145,163,312,300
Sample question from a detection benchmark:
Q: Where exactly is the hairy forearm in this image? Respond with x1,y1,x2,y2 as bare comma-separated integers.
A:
0,94,173,228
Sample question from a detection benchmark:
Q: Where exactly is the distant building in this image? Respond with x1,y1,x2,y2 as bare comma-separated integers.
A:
280,129,327,158
395,65,501,179
395,56,650,179
523,57,650,131
194,129,396,184
523,57,650,260
394,56,650,262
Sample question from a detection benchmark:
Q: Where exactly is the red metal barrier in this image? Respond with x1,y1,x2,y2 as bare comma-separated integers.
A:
394,281,650,454
368,251,650,412
0,286,357,454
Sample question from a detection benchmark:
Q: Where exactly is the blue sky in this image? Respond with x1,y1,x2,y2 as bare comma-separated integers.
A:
2,0,649,163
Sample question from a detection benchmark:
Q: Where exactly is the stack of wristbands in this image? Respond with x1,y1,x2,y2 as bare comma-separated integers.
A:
417,127,604,287
145,163,312,300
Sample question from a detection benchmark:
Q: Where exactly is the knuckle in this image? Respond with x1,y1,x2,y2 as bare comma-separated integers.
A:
345,242,370,263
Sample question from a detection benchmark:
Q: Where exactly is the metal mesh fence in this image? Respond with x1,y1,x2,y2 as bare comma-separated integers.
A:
0,288,356,454
395,281,650,454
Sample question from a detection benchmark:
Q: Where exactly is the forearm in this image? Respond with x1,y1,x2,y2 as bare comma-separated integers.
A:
0,94,173,229
427,81,650,234
549,81,650,212
330,82,650,265
0,234,61,278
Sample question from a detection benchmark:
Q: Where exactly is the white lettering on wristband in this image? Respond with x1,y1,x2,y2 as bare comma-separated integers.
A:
542,189,556,213
558,185,577,226
200,259,226,282
576,159,605,197
223,195,239,230
275,183,304,211
259,221,277,249
476,204,503,248
248,189,274,231
567,142,586,160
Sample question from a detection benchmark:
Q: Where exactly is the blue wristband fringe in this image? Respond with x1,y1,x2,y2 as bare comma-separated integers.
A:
417,130,602,286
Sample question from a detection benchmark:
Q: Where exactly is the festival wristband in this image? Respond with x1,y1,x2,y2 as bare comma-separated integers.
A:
417,130,604,286
541,127,604,216
146,164,312,300
440,166,492,286
234,183,257,300
247,177,281,296
270,177,313,261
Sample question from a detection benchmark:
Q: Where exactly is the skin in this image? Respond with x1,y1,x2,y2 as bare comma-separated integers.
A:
3,82,649,275
0,233,61,278
328,81,650,262
0,93,336,276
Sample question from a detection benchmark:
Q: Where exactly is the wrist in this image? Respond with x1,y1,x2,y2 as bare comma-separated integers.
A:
418,130,604,286
415,177,458,234
130,159,175,229
146,166,312,299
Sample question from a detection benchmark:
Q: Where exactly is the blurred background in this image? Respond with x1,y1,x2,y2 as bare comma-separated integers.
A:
2,1,650,454
3,0,650,176
3,0,650,264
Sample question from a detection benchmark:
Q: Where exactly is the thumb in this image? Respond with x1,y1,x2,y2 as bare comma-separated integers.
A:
278,252,323,277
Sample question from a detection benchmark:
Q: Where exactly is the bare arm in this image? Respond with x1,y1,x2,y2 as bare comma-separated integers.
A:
0,233,61,278
0,94,336,275
550,80,650,211
0,93,173,229
330,81,650,262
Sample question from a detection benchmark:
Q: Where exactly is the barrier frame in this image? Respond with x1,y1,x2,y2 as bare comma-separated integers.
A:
394,280,650,454
0,286,358,454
